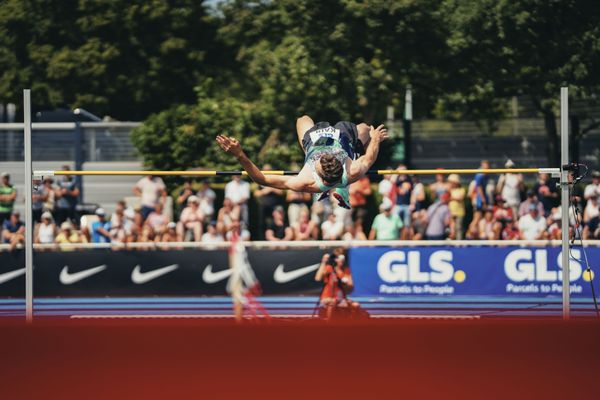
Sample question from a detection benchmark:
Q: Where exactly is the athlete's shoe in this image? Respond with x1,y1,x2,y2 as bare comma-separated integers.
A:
317,191,330,202
333,192,351,209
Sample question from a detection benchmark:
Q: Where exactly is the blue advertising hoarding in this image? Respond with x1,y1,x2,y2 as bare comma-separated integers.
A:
349,246,599,297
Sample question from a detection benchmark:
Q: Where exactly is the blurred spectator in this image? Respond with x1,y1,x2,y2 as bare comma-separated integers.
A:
342,219,368,241
34,211,57,244
321,213,344,240
133,175,167,220
369,198,402,240
265,206,293,241
217,198,240,235
584,171,600,201
2,210,25,249
410,210,427,240
55,166,80,225
225,176,250,224
90,208,111,244
285,163,311,226
533,173,558,216
349,176,371,223
202,221,224,243
518,203,547,240
109,201,131,242
583,195,600,239
395,165,412,240
518,190,544,217
310,195,332,227
547,209,563,240
225,217,251,241
333,198,352,228
501,217,520,240
176,180,194,215
493,196,514,221
471,160,491,217
42,177,56,212
378,174,396,203
255,165,285,238
55,221,87,248
447,174,465,240
160,222,179,243
177,195,204,241
429,171,449,201
146,202,169,237
425,192,451,240
286,191,311,227
139,225,156,243
197,181,216,223
411,175,426,211
0,172,17,226
496,160,524,216
291,209,317,240
129,206,145,242
478,209,499,240
32,178,45,222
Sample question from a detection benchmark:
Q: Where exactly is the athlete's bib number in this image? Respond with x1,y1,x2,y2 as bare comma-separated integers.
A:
310,127,340,144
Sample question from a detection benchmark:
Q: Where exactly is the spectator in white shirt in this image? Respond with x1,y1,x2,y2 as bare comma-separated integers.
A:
177,195,204,241
133,175,167,220
496,159,524,216
321,213,344,240
202,221,224,244
518,204,547,240
34,211,57,244
225,176,250,224
584,171,600,201
109,201,132,242
583,195,600,239
197,181,216,223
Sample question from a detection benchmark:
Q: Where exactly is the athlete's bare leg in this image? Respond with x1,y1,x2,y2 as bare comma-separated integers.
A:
296,115,315,150
356,123,371,150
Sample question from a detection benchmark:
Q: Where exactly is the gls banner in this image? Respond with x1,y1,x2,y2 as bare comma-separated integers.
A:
0,249,323,297
350,246,600,297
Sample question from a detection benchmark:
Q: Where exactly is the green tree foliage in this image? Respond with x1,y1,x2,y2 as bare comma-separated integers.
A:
0,0,220,119
2,0,599,169
130,86,302,177
218,0,449,123
442,0,600,165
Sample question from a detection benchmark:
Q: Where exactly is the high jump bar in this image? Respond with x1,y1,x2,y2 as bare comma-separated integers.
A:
34,167,559,177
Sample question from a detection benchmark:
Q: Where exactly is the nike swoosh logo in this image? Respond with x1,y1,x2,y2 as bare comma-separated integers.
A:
0,268,26,284
202,264,232,284
60,265,107,285
273,263,320,284
131,264,178,284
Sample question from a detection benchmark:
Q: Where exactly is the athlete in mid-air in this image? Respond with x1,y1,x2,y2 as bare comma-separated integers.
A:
216,116,388,209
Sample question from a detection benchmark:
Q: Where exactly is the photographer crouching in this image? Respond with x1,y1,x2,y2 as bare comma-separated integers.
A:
314,248,367,320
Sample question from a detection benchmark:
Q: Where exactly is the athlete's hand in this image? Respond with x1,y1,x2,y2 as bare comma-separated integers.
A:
369,124,388,142
321,254,330,263
216,135,244,157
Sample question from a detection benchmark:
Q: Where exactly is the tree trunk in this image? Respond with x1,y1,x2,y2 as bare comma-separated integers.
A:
543,108,560,167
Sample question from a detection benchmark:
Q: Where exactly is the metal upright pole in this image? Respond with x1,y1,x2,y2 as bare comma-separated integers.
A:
24,89,33,322
560,87,570,320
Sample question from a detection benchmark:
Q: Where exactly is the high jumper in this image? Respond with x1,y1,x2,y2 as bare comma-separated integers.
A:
216,116,388,209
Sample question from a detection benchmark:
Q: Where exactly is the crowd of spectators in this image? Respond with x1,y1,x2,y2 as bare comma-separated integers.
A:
3,160,600,248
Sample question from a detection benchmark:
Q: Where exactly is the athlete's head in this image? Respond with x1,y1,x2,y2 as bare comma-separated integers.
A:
319,154,343,185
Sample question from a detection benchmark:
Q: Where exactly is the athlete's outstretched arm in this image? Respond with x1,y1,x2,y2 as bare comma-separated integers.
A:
348,124,388,183
216,135,317,192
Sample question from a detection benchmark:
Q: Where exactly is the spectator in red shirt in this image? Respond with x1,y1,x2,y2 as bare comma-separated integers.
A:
501,217,520,240
349,176,371,227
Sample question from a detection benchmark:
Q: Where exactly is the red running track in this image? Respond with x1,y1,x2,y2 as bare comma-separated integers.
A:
1,318,599,399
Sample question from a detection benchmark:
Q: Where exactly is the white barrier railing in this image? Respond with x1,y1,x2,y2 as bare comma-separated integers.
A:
1,239,600,252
